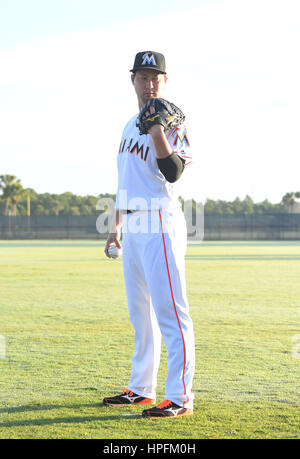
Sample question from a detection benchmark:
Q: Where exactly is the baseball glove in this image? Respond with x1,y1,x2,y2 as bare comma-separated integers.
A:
136,98,185,135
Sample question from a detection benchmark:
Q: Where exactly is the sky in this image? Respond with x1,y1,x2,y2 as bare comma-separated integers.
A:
0,0,299,204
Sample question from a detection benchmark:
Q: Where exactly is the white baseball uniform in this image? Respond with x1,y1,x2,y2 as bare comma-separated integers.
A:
115,114,195,409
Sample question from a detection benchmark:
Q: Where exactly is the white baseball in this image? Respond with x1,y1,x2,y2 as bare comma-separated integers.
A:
108,243,123,259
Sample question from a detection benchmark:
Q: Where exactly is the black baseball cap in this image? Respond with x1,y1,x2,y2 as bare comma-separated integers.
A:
130,51,166,74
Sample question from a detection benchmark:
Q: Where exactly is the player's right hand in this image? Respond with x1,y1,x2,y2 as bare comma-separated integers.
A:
104,232,122,258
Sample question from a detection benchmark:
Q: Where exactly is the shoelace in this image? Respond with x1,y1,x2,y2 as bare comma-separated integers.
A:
122,388,134,396
156,399,173,409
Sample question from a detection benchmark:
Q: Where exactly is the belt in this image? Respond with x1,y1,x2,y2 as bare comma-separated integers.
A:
121,209,159,214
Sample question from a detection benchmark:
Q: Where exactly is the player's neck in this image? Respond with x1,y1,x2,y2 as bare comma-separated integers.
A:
138,97,145,111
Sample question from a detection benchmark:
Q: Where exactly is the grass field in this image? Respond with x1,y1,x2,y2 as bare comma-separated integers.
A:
0,240,299,439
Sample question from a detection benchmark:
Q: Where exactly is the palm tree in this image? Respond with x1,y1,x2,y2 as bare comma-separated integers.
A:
11,183,27,216
281,192,300,213
0,175,23,216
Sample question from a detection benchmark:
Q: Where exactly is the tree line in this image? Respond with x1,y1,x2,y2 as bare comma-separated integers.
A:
0,174,299,216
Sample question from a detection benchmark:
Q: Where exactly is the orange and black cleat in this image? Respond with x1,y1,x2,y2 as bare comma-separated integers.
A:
142,399,193,418
103,388,155,406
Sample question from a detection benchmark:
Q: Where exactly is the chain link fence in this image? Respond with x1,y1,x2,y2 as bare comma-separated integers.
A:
1,213,300,240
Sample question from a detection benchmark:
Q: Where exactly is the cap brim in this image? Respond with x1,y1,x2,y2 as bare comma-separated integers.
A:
130,67,167,74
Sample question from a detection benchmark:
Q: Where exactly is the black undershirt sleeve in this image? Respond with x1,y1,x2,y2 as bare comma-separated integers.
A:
157,153,185,183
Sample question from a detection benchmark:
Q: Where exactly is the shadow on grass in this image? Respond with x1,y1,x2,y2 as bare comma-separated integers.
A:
0,403,103,414
0,415,142,428
0,403,142,428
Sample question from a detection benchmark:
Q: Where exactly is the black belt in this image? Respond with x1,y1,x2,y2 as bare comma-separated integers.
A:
123,209,158,214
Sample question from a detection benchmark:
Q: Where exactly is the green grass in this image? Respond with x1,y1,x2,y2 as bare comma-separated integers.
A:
0,240,299,439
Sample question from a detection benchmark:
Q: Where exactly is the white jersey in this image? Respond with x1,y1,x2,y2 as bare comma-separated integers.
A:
115,114,192,211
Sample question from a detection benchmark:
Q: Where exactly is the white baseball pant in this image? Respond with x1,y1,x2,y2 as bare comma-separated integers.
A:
121,207,195,409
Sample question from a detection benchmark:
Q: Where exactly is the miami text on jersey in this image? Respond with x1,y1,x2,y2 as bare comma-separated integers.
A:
119,137,150,162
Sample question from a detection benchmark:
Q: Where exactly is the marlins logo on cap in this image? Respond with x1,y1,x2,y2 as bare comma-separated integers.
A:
130,51,166,74
141,52,157,66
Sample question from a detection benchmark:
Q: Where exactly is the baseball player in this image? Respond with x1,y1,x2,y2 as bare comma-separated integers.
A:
103,51,195,418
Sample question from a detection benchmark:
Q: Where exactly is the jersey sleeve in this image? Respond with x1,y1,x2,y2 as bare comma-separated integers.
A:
166,124,192,167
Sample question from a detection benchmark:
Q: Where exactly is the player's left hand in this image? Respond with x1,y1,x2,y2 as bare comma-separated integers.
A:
136,98,185,136
142,105,161,136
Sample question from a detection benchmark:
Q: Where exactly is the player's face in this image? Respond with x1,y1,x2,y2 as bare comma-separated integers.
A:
132,70,168,108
